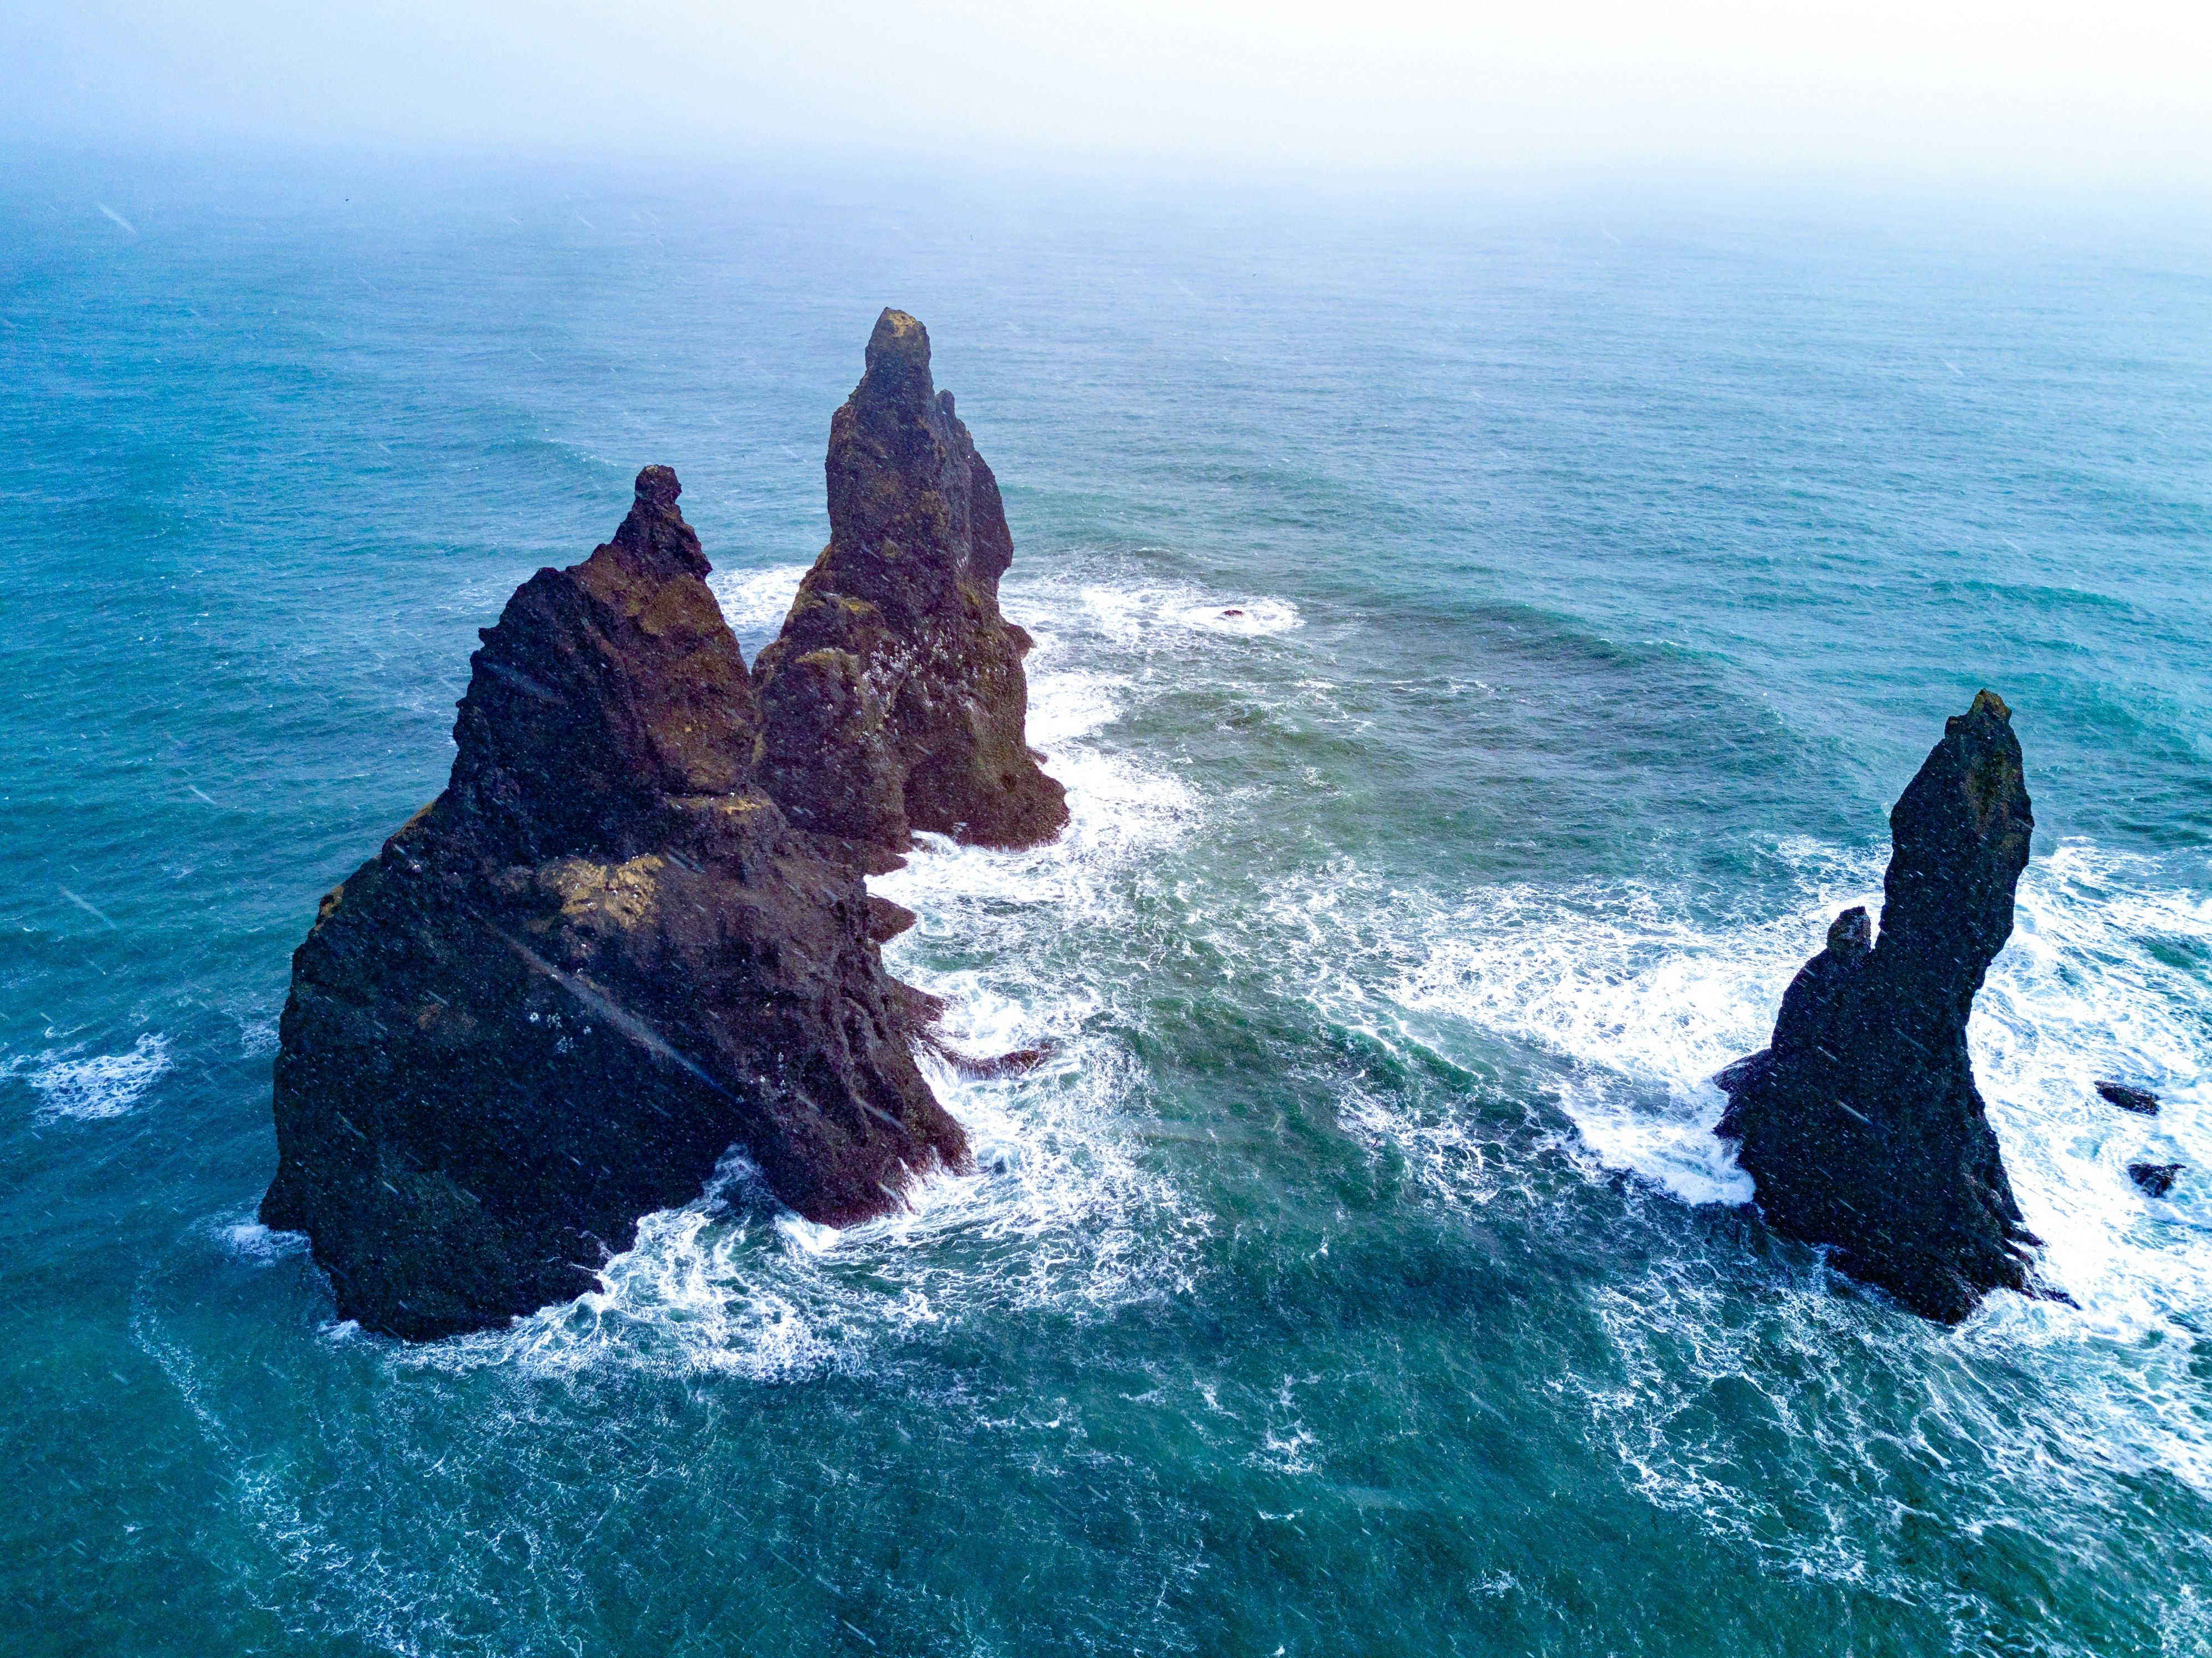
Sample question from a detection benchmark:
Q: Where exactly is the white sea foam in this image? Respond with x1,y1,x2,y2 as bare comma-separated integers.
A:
874,761,1191,931
5,1032,172,1122
417,1003,1198,1383
1078,582,1303,643
1578,1214,2212,1601
1967,841,2212,1333
705,562,810,643
217,1219,304,1265
1021,664,1127,750
1373,836,2212,1339
1382,872,1878,1207
478,1153,907,1383
868,643,1196,927
408,534,2212,1502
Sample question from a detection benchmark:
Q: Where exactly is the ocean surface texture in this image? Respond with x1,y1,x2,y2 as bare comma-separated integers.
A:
3,165,2209,1656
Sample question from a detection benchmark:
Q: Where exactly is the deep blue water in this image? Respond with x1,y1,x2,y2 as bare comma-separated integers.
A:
4,160,2211,1655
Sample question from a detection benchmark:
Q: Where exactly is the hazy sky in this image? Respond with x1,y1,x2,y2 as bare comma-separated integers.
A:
6,1,2208,190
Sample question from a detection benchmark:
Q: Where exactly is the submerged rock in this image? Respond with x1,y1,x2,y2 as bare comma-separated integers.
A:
261,467,966,1340
753,309,1068,865
2129,1162,2183,1198
2097,1081,2161,1115
1717,690,2040,1324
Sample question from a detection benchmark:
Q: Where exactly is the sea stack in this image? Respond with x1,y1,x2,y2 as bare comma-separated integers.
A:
752,309,1068,867
260,468,966,1340
1717,690,2040,1323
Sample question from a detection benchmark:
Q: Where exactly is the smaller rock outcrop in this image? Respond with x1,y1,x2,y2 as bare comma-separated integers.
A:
2097,1082,2160,1116
2129,1162,2182,1198
752,309,1067,867
262,468,966,1340
1718,690,2041,1324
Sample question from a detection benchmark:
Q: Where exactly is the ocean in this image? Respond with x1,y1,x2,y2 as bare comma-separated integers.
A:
3,158,2210,1655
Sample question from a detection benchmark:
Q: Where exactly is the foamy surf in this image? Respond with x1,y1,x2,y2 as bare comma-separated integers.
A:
705,562,811,649
866,615,1199,924
1235,819,2212,1587
1968,840,2212,1334
1078,581,1303,643
1381,866,1883,1208
215,1217,305,1266
4,1032,172,1122
1375,835,2212,1337
406,1009,1198,1383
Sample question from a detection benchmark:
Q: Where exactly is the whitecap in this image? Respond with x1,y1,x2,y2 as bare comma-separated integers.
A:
407,1152,884,1383
6,1032,172,1122
1022,666,1129,750
1174,597,1303,637
1372,874,1859,1207
408,1004,1199,1379
217,1219,304,1265
1386,851,1882,1104
869,648,1196,927
367,550,1327,1379
1332,1072,1568,1215
1077,581,1303,644
1281,832,2212,1557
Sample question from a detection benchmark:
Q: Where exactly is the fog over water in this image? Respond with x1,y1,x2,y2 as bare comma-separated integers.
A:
4,2,2210,190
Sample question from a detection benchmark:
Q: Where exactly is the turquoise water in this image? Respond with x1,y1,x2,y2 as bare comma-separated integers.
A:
4,162,2211,1654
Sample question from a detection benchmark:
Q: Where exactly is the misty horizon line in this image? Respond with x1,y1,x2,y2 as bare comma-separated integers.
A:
9,138,2212,222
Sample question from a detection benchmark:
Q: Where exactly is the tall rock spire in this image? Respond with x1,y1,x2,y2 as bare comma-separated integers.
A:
447,466,758,858
1717,690,2040,1323
753,309,1068,864
261,466,965,1340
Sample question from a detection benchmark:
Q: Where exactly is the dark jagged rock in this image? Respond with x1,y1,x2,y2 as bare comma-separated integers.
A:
752,309,1067,864
866,894,918,943
2129,1162,2182,1198
261,467,966,1340
925,1040,1055,1080
2097,1082,2160,1115
1717,690,2040,1324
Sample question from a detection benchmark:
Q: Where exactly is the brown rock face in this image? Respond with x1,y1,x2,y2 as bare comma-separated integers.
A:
447,465,757,856
260,468,966,1340
753,310,1068,862
1717,690,2040,1323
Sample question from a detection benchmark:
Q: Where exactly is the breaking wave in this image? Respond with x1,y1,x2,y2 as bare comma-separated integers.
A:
706,562,811,650
1370,836,2212,1332
1079,582,1303,642
6,1032,172,1122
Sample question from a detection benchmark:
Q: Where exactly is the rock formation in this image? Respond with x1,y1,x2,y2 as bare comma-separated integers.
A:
262,467,966,1340
2129,1163,2182,1198
752,309,1067,867
1717,690,2041,1324
2097,1082,2160,1115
